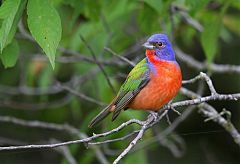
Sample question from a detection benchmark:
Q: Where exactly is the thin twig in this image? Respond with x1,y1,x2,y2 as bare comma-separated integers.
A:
52,139,77,164
183,72,217,95
0,115,82,136
104,47,136,67
113,114,159,164
79,35,116,94
58,84,106,106
0,118,146,151
171,4,203,32
175,47,240,74
0,94,73,110
89,131,138,145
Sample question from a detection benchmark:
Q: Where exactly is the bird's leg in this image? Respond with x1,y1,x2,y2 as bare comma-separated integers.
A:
166,100,173,107
148,111,159,122
160,100,172,111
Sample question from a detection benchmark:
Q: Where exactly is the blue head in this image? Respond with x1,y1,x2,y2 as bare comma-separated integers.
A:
143,34,176,61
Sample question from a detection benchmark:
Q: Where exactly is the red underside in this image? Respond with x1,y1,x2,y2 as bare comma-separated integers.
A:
127,50,182,111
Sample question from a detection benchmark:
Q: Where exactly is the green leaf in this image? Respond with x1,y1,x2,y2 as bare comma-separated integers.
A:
0,40,19,68
27,0,62,69
0,0,25,52
200,1,231,63
200,14,221,63
83,0,101,21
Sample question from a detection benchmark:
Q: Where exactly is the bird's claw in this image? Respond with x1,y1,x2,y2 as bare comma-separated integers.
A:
148,111,159,122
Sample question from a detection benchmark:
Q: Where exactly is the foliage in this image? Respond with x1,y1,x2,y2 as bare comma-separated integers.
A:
0,0,240,163
27,0,62,68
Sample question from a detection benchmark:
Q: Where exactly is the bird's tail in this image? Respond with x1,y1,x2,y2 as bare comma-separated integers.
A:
88,104,115,128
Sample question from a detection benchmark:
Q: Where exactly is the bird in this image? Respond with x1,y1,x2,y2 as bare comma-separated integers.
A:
89,33,182,128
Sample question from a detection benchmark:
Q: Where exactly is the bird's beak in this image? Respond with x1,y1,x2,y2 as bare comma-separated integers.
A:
142,42,154,49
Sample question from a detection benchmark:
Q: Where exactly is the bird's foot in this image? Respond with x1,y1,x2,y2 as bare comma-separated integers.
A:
162,100,172,110
148,111,159,122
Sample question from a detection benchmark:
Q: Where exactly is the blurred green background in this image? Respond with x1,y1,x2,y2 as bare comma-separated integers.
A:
0,0,240,163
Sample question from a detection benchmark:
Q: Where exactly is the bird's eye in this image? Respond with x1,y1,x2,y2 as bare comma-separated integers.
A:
156,42,164,48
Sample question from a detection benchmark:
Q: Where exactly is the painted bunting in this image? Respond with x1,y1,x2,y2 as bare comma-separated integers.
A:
89,34,182,128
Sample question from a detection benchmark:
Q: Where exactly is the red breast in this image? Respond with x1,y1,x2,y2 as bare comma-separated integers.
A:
128,50,182,111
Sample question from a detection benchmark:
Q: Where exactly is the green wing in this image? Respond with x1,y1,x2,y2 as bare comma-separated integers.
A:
112,58,150,120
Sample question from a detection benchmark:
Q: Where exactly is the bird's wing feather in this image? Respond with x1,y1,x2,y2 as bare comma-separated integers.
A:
112,58,150,120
